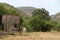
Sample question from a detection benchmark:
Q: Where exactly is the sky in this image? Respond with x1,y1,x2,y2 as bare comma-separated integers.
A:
0,0,60,15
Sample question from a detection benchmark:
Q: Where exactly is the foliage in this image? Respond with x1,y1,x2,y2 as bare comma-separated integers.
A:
21,8,54,32
54,21,60,31
0,3,20,16
29,8,51,32
32,8,50,20
28,17,54,32
1,3,60,32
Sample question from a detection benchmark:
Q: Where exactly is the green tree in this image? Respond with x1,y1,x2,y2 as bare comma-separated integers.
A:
29,8,52,32
32,8,50,20
55,21,60,31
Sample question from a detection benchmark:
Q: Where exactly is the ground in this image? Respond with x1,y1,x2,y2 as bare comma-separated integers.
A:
0,31,60,40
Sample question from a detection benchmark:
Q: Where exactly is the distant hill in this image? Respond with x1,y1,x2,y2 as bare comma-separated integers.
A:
51,12,60,21
17,7,36,16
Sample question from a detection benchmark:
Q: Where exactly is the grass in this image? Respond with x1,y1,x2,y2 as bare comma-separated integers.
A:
0,32,60,40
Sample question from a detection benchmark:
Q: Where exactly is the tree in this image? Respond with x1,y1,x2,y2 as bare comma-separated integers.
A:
42,21,55,32
55,21,60,31
29,8,52,32
32,8,50,20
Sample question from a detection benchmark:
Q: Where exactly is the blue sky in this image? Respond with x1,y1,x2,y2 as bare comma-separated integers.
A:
0,0,60,15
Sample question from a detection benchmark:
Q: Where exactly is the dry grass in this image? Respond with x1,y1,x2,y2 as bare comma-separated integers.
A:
0,32,60,40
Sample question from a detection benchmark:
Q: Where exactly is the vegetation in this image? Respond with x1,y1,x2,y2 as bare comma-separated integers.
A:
53,21,60,31
21,8,60,32
0,3,20,15
21,8,53,32
0,3,60,32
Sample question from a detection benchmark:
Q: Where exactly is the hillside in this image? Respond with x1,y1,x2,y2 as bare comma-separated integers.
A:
0,3,20,15
51,12,60,21
17,7,36,16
